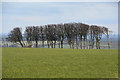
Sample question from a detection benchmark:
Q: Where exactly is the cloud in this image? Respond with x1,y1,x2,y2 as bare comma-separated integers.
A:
2,2,118,34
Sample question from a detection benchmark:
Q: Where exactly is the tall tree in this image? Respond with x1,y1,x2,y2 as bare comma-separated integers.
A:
90,25,96,49
45,25,50,48
92,25,101,49
64,23,72,48
56,24,65,48
6,27,24,47
74,23,79,49
24,26,33,47
96,26,103,49
64,23,75,49
40,26,46,48
46,24,56,48
70,23,76,49
52,24,57,48
102,27,110,48
77,23,83,49
81,23,89,49
90,25,104,49
32,26,40,48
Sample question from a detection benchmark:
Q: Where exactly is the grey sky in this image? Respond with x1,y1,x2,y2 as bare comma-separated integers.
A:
2,2,118,34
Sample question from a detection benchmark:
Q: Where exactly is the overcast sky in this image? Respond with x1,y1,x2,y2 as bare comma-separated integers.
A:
2,2,118,34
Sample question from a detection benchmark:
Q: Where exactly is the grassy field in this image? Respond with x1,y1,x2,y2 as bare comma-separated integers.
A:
2,48,118,78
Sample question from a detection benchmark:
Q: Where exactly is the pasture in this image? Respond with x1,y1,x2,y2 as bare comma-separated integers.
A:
2,48,118,78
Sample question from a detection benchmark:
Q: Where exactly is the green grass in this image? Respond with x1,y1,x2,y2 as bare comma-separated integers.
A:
2,48,118,78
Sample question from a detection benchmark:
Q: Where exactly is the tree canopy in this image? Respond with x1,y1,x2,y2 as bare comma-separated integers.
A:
6,22,110,49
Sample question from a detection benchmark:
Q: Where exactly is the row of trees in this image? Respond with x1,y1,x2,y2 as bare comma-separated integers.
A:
6,22,110,49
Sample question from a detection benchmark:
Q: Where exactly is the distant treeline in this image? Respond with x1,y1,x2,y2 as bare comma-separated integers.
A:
6,22,110,49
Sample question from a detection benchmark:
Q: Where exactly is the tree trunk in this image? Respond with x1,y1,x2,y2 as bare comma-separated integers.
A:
59,41,60,48
76,35,78,49
69,40,72,48
96,36,98,49
19,41,24,47
50,41,52,48
22,41,25,46
54,41,56,48
83,37,86,49
107,33,110,49
47,41,50,48
86,37,88,49
98,41,100,49
61,40,63,48
72,41,74,49
35,40,38,48
42,40,44,48
96,40,98,49
80,37,82,49
92,38,94,49
91,32,94,49
51,41,53,48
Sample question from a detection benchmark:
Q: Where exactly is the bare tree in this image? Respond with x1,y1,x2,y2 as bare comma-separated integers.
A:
89,25,96,49
56,24,61,48
40,26,46,48
90,25,107,49
46,24,56,48
64,23,72,48
102,27,110,48
77,23,83,49
74,23,79,49
32,26,40,48
24,26,33,47
81,23,89,49
6,27,25,47
70,23,76,49
91,25,102,49
96,26,103,49
44,25,50,48
64,23,76,49
56,24,65,48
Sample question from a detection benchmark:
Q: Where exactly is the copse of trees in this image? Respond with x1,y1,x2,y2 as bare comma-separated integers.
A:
6,22,110,49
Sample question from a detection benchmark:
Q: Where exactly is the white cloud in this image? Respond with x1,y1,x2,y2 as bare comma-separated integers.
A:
2,2,118,34
59,3,117,21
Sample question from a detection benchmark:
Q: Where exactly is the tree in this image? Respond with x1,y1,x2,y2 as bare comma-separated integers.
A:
56,24,61,48
96,26,103,49
64,23,75,49
102,27,110,48
47,24,54,48
40,26,46,48
90,25,105,49
91,25,102,49
32,26,40,48
24,26,33,47
6,27,24,47
64,23,72,48
45,25,50,48
74,23,79,49
77,23,83,49
81,23,89,49
52,24,57,48
89,25,96,49
56,24,65,48
70,23,76,49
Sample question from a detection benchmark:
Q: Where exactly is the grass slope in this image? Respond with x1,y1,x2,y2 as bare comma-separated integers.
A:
2,48,118,78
